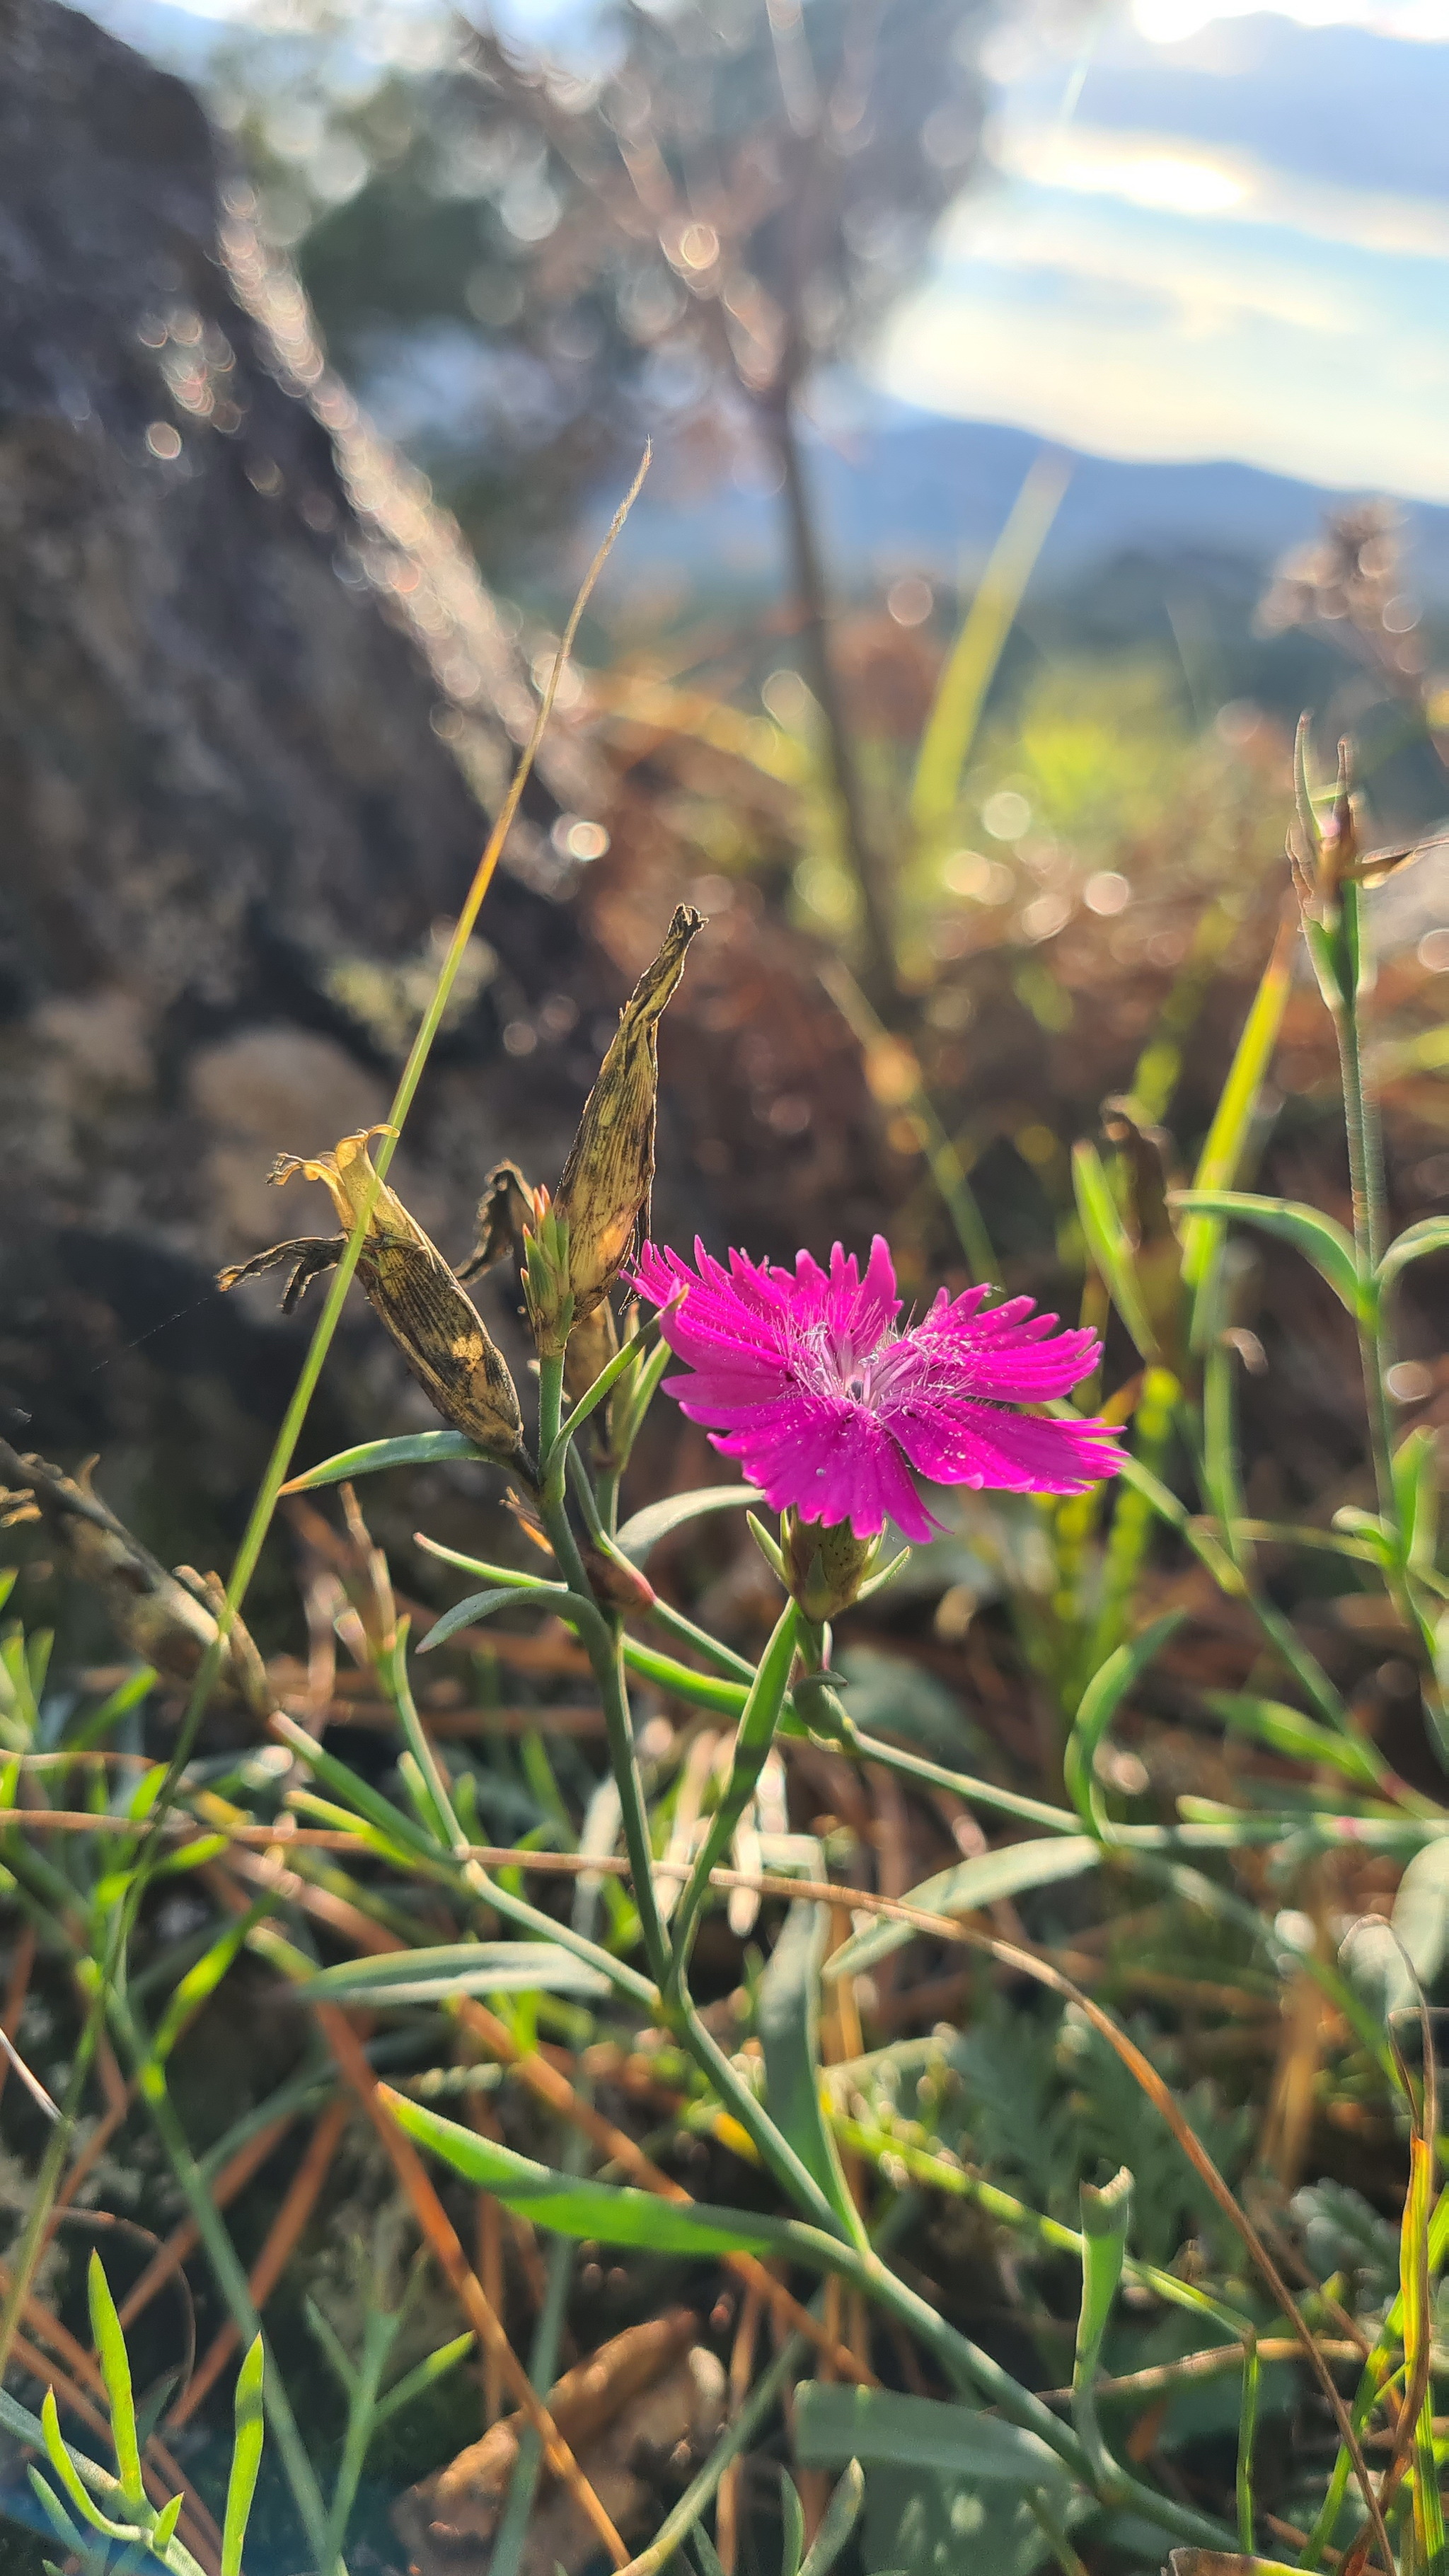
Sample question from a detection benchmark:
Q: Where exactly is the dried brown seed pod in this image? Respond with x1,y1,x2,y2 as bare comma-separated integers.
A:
547,905,703,1337
219,1128,526,1469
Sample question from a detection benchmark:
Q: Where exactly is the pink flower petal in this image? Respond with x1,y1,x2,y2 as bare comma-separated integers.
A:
890,1395,1124,1496
631,1236,1120,1523
710,1396,933,1541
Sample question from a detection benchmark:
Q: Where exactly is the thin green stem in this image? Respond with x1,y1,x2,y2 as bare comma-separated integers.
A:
538,1356,672,1990
391,1697,661,2008
321,2316,396,2576
672,1992,842,2234
1334,990,1397,1525
666,1600,799,1981
1236,2333,1260,2555
0,1888,130,2384
643,1597,757,1687
110,2002,335,2568
846,1726,1087,1836
0,2038,89,2380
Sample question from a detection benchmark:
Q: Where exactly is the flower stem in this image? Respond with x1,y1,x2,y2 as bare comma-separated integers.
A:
666,1599,800,1981
1332,886,1396,1525
538,1353,673,1990
1331,884,1449,1757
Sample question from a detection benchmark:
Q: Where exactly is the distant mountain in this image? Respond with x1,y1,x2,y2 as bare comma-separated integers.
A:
611,407,1449,604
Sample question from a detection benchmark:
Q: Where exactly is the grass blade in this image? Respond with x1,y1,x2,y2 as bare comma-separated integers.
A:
221,2335,265,2576
909,451,1070,835
86,2256,143,2509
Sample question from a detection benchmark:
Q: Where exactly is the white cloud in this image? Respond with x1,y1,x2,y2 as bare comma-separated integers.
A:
1133,0,1449,43
992,120,1449,260
875,270,1449,497
946,185,1366,335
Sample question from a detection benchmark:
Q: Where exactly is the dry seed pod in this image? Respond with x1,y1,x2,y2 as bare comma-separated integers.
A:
550,905,703,1332
219,1127,526,1468
456,1157,537,1286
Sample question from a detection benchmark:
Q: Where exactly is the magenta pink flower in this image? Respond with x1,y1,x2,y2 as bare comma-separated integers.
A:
632,1236,1122,1544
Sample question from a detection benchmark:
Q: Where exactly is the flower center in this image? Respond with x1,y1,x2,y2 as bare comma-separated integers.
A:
798,1322,908,1411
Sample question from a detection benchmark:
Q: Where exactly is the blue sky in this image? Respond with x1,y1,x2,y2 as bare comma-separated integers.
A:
95,0,1449,504
876,1,1449,499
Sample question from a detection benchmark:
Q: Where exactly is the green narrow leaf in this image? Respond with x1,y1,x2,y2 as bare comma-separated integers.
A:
1377,1215,1449,1290
1203,1693,1385,1789
270,1718,448,1860
1170,1191,1361,1315
69,1665,156,1753
1072,1141,1160,1360
1179,918,1295,1307
780,2470,807,2576
543,1319,662,1469
1063,1613,1184,1832
759,1902,862,2244
385,2086,809,2260
799,2461,866,2576
614,1484,766,1566
1073,2168,1133,2492
221,2336,265,2576
40,2391,129,2541
794,2384,1068,2500
371,2330,476,2431
1074,2168,1132,2386
152,2493,185,2550
614,1333,675,1455
909,451,1070,835
418,1583,577,1655
414,1532,560,1590
281,1431,485,1492
151,1904,272,2066
1393,1426,1440,1575
1236,2338,1261,2553
27,2466,86,2555
826,1838,1102,1984
87,2254,143,2509
298,1940,612,2004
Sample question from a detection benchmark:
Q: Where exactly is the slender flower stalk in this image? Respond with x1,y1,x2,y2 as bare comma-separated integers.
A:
536,1353,673,1991
665,1598,800,1984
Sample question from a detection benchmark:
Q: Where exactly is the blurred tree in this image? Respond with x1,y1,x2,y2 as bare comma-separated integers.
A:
233,0,996,995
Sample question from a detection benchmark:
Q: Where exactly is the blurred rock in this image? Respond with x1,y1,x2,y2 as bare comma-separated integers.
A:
0,0,608,1571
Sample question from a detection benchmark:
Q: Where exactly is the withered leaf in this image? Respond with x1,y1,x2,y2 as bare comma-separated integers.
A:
393,2310,723,2576
456,1160,537,1286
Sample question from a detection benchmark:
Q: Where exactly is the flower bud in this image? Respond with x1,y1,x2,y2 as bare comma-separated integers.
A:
782,1509,880,1624
550,906,702,1334
519,1193,573,1361
219,1128,526,1467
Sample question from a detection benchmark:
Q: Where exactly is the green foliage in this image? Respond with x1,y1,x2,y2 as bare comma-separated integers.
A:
4,296,1449,2576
